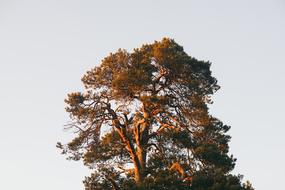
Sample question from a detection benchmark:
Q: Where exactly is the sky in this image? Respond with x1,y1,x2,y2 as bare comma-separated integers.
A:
0,0,284,189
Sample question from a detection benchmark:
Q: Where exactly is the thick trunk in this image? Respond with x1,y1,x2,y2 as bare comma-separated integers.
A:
133,136,146,186
133,108,150,186
134,145,147,186
134,161,144,186
137,146,146,172
117,127,145,185
113,104,150,187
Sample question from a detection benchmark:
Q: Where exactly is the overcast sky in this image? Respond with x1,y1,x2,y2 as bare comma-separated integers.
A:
0,1,284,189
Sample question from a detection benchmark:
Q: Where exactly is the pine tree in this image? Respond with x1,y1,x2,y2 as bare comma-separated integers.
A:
57,38,254,190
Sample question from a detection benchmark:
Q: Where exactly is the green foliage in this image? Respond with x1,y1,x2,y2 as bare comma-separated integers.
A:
58,38,254,190
190,169,253,190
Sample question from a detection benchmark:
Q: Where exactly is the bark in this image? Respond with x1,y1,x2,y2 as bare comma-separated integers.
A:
133,106,150,186
170,162,186,178
107,104,145,185
115,126,144,185
107,101,151,186
105,175,120,190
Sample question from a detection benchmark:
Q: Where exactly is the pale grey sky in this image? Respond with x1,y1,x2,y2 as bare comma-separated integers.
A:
0,1,284,189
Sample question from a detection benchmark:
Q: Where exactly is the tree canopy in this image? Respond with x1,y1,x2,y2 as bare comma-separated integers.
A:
58,38,254,190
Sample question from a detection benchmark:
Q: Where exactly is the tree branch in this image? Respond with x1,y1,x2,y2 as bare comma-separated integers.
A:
105,175,120,190
170,162,186,179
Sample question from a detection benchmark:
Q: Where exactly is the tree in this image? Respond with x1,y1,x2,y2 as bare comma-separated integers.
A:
57,38,254,190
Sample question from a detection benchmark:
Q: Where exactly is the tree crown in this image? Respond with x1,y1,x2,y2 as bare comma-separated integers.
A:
58,38,253,190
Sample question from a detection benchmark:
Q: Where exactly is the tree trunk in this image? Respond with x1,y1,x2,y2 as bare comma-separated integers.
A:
137,145,147,182
133,107,150,186
134,160,144,186
116,127,144,185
